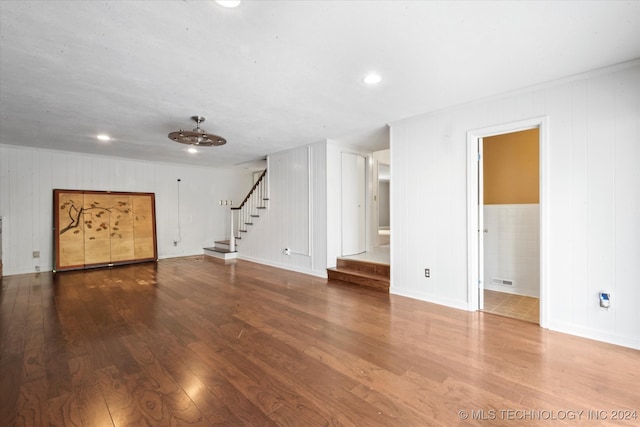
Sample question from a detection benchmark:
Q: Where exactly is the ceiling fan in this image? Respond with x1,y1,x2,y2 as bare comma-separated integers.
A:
168,116,226,147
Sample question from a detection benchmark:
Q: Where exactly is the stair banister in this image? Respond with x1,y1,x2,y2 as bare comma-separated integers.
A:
230,168,268,244
235,169,267,209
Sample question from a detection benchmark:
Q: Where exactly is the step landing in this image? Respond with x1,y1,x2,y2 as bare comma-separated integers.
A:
327,258,390,292
204,246,237,262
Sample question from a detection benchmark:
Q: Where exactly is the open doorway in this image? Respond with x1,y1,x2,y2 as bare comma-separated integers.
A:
378,164,390,245
482,129,540,323
374,149,390,248
467,117,548,328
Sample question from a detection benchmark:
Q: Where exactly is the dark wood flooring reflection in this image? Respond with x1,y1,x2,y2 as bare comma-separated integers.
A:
1,256,639,426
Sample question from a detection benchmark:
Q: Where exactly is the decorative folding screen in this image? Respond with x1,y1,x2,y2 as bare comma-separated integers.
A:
53,190,157,271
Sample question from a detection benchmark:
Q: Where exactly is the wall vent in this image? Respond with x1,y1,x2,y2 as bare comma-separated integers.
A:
492,278,513,286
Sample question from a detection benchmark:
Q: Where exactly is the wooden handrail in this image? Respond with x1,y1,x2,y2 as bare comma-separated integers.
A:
231,169,267,210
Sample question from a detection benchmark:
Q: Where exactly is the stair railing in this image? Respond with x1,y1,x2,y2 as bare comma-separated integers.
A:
229,169,268,251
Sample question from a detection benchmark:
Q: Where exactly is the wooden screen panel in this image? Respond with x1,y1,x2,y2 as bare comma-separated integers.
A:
83,193,113,266
132,194,156,259
109,194,135,262
55,191,86,269
54,190,157,271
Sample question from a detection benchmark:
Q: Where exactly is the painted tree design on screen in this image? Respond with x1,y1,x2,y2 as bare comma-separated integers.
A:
59,198,145,240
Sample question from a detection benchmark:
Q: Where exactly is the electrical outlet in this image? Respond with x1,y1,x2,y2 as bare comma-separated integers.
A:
173,241,178,246
33,251,40,258
425,268,430,278
284,248,290,255
599,292,610,308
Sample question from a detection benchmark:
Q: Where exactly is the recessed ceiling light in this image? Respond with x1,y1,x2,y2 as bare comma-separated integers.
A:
187,147,198,154
96,134,111,141
364,73,382,85
215,0,241,7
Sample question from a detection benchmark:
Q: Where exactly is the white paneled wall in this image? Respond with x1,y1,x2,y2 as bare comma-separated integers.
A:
0,145,252,275
391,61,640,349
484,204,540,297
238,142,327,278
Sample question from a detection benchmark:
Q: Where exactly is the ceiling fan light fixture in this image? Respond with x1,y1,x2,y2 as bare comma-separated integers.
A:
168,116,227,147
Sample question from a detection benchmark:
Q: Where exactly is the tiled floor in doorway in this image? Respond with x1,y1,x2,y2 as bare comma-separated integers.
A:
483,289,539,324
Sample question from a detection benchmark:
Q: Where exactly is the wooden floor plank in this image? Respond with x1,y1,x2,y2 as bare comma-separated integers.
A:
15,377,49,427
1,257,639,426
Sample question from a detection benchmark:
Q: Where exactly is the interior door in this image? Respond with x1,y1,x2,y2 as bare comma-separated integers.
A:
342,153,366,256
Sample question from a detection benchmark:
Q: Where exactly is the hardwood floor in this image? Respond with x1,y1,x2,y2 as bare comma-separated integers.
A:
1,256,639,426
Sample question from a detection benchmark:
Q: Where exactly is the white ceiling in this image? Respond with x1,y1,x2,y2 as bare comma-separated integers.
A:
1,1,639,168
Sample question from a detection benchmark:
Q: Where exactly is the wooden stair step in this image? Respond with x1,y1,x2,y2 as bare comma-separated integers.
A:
203,247,238,262
327,267,389,292
336,258,390,278
214,240,238,250
204,247,236,254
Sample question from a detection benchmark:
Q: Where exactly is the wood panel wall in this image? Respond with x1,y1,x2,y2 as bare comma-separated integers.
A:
391,61,640,349
238,142,328,277
0,147,253,275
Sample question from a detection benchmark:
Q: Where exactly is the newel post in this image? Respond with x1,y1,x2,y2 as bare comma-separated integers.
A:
229,208,235,252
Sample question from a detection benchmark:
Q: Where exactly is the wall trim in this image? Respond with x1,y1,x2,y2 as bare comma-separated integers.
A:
238,254,328,279
548,322,640,351
390,288,469,312
0,143,245,173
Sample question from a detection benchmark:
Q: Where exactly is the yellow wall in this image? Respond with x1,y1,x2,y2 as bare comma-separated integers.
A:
484,128,539,204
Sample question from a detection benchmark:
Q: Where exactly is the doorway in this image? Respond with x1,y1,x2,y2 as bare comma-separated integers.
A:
467,117,548,328
482,129,540,323
377,163,390,246
374,148,391,248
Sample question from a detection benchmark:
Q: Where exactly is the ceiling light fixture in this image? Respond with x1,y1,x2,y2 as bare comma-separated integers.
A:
96,134,111,141
364,73,382,85
168,116,227,147
215,0,241,8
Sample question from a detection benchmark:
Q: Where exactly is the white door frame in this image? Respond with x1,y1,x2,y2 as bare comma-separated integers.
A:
466,117,549,328
478,137,485,310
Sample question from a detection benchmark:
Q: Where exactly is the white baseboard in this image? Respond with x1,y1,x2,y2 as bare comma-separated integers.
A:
237,254,328,279
548,321,640,350
390,287,469,311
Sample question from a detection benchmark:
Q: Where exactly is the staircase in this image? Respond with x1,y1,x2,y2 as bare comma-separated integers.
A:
204,169,268,262
327,257,390,292
203,240,237,261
